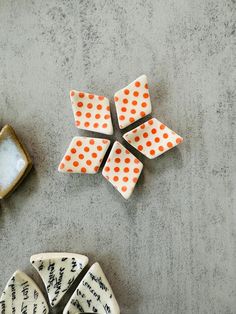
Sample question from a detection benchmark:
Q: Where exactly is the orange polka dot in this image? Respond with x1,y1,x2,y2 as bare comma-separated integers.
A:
114,96,119,102
135,136,140,142
79,92,84,98
102,123,108,128
88,94,94,99
114,167,120,172
115,158,121,163
140,124,145,129
76,140,82,146
86,112,91,118
79,154,84,159
132,129,137,133
75,121,80,126
71,148,76,154
155,137,160,143
176,138,182,144
158,146,164,152
134,168,140,173
93,123,99,128
145,83,148,89
87,103,93,109
133,91,139,97
116,148,121,154
150,150,155,156
148,119,154,125
125,150,130,154
163,133,168,139
86,160,92,166
76,111,82,117
135,81,140,87
141,102,147,108
124,167,129,173
121,107,127,112
123,98,128,104
92,152,97,158
84,121,90,127
124,89,130,95
134,158,140,164
102,139,108,144
146,141,152,147
140,111,146,117
89,139,95,145
70,91,75,97
97,145,102,151
67,169,73,172
119,115,125,121
125,158,130,163
81,167,86,173
160,124,165,130
138,145,143,151
143,132,148,138
106,106,110,111
167,142,173,148
95,114,101,119
105,166,110,172
113,176,119,182
60,163,65,169
123,176,129,182
77,102,83,107
143,93,149,98
98,96,104,100
84,146,90,152
129,117,135,123
94,166,99,172
97,104,102,110
132,100,137,105
131,109,136,114
73,161,79,167
151,128,157,134
104,114,110,119
122,186,127,192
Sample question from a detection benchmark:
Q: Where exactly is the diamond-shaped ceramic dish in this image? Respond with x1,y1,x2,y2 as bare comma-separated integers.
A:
0,125,32,199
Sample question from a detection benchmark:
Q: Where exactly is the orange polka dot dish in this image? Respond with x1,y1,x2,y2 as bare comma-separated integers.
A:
70,90,113,135
102,141,143,199
58,137,110,174
123,118,183,159
114,75,152,129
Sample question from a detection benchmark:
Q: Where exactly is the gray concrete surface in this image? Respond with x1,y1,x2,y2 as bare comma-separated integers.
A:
0,1,235,313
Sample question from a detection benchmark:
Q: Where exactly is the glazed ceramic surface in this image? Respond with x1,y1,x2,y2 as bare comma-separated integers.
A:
123,118,183,159
0,270,48,314
30,252,89,307
70,91,113,135
114,75,152,129
63,262,120,314
102,141,143,199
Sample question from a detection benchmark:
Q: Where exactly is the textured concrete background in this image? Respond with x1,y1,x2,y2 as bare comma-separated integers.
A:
0,1,235,313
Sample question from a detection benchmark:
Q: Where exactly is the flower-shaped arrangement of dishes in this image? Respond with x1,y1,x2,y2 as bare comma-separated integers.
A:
0,252,120,314
58,75,183,199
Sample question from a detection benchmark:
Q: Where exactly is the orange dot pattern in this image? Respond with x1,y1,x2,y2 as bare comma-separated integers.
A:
70,90,113,135
114,75,152,129
102,141,143,199
58,137,110,174
123,118,183,159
